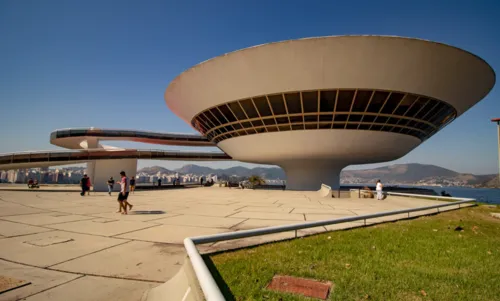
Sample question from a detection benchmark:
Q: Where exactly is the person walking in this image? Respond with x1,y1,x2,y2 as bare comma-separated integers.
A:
86,176,92,195
130,176,136,193
80,174,89,196
376,179,383,200
107,177,115,195
117,171,133,214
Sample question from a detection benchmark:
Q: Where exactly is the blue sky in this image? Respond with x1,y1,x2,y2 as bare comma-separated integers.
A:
0,0,499,174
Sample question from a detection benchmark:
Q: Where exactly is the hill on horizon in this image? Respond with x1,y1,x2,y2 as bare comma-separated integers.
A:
341,163,459,182
137,163,496,186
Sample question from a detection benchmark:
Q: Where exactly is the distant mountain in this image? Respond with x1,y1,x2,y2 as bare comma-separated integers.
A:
174,164,216,175
341,163,458,182
169,164,285,179
341,163,496,186
137,166,174,175
137,163,495,187
476,174,500,188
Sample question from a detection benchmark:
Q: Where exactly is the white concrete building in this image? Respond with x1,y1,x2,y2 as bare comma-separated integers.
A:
165,35,495,190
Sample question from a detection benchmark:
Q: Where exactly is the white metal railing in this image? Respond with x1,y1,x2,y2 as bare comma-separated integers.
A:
183,198,476,301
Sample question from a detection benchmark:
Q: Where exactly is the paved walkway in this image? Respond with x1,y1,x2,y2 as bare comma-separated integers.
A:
0,187,456,301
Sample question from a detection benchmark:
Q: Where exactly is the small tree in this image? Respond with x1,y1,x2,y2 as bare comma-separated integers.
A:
248,175,265,186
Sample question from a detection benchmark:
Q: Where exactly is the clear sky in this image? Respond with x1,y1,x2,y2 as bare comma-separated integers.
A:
0,0,499,174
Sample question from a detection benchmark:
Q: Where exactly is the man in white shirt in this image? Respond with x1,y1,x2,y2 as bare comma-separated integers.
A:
376,180,383,200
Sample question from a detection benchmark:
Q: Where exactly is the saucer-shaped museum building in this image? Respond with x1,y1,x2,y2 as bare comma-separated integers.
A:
165,35,495,190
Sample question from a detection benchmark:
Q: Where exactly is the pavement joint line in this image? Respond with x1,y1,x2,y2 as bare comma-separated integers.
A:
32,216,101,227
16,274,87,300
0,217,100,229
35,226,146,241
223,211,241,218
232,206,247,211
1,229,58,239
0,211,52,219
0,195,53,212
228,218,249,230
0,257,162,296
289,208,295,213
47,267,165,284
109,223,164,238
163,211,237,219
46,240,133,268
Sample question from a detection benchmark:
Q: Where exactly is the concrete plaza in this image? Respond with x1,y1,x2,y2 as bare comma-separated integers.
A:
0,187,457,300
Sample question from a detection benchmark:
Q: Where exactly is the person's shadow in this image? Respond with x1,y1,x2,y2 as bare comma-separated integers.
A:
128,210,166,215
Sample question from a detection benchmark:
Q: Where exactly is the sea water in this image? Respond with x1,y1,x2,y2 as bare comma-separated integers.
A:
420,186,500,205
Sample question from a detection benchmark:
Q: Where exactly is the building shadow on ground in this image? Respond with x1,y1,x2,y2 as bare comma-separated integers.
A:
202,256,236,301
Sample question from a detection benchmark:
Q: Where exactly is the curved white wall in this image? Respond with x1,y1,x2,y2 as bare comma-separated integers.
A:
165,36,495,123
218,130,420,165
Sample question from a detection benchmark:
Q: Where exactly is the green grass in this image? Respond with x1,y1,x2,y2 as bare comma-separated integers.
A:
207,205,500,301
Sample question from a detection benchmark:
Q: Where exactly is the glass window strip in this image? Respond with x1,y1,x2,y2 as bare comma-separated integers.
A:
265,95,279,128
202,110,439,137
225,104,249,135
370,92,392,130
357,90,376,129
392,95,420,132
299,92,305,130
331,89,340,127
193,89,455,143
250,98,268,132
345,89,358,129
419,99,441,121
210,116,429,142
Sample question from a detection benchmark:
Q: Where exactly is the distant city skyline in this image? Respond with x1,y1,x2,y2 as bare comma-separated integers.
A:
0,0,499,174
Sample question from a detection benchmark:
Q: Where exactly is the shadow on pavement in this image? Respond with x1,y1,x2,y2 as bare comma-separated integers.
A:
129,210,166,215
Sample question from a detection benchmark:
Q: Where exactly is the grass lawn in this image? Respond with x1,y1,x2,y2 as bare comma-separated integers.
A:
207,205,500,301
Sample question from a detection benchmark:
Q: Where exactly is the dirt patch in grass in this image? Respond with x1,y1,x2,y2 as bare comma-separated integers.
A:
208,205,500,301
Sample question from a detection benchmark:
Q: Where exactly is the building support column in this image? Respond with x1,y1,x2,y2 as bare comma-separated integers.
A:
278,160,345,191
91,159,137,192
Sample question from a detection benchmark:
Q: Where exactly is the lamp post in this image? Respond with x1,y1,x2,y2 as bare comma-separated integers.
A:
491,118,500,188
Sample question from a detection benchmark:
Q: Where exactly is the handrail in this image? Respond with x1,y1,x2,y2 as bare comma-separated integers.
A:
52,127,206,136
51,128,209,139
184,198,476,301
387,191,467,201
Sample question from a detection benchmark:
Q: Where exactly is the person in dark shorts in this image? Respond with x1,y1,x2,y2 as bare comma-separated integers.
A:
80,174,89,196
107,177,115,195
117,171,133,214
130,176,136,193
